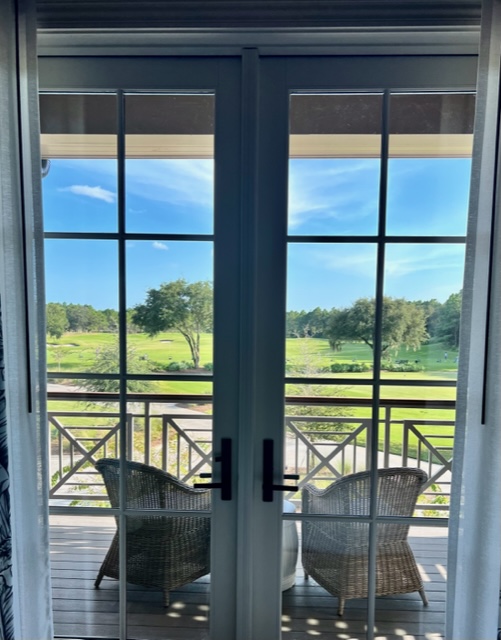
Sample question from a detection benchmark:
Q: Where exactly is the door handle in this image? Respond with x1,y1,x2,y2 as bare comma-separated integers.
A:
194,437,232,501
262,439,299,502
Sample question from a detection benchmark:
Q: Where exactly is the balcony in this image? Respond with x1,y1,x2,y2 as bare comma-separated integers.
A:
51,516,447,639
49,390,453,638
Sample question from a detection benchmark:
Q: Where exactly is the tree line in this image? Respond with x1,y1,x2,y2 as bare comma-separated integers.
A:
286,291,462,351
47,280,462,371
46,303,143,338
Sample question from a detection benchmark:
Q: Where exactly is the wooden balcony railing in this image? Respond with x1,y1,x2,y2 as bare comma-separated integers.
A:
48,392,455,513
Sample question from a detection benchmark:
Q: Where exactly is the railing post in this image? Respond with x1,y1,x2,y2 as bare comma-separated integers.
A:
58,427,62,477
384,406,391,468
402,421,409,467
162,416,168,472
126,413,133,461
365,419,372,470
144,400,151,466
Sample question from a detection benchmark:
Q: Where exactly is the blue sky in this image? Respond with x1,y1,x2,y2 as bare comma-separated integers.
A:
42,156,470,311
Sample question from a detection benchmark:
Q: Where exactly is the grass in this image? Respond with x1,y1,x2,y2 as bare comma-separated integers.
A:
286,336,458,373
47,331,215,372
47,331,457,401
47,331,458,375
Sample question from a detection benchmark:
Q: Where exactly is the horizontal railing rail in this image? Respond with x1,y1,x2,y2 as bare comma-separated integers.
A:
48,391,455,513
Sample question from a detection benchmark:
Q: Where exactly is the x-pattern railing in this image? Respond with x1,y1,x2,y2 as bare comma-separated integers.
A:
49,411,121,498
402,419,454,491
48,393,455,508
284,417,372,497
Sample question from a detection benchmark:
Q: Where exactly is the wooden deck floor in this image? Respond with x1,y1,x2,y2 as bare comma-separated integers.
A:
51,516,447,640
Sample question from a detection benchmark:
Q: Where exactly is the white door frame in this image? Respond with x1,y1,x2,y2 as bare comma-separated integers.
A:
38,48,478,640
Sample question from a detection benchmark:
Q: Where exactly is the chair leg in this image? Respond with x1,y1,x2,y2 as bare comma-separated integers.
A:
419,588,428,606
163,590,170,608
338,597,345,616
304,571,309,580
94,568,104,589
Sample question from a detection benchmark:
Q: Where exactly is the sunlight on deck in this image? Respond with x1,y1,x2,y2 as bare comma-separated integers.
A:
51,517,447,639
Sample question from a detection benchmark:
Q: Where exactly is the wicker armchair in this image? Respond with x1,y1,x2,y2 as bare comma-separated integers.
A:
302,467,428,616
94,458,211,607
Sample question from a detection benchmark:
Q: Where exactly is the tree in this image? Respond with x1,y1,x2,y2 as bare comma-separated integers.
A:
132,279,213,369
286,307,330,338
435,291,462,348
64,303,105,332
286,339,354,442
326,296,428,355
414,298,442,340
46,302,69,339
81,342,154,393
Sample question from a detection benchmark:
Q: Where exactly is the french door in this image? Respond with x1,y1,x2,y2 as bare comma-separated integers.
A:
39,51,476,640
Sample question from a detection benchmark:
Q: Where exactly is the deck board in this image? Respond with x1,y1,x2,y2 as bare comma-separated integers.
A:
51,517,447,639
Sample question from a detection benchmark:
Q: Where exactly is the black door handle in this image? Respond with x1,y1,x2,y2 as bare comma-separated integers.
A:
262,439,299,502
194,437,232,501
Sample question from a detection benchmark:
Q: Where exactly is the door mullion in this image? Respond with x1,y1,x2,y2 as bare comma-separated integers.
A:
246,55,290,640
210,56,242,640
234,47,261,640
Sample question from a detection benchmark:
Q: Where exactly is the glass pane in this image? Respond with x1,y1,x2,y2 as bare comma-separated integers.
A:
40,94,118,233
127,241,213,374
373,523,447,638
284,384,374,514
381,243,465,377
125,391,213,487
282,514,368,635
50,514,119,637
126,513,210,639
125,94,214,234
45,239,119,375
48,398,120,508
387,93,474,236
289,93,382,236
286,244,377,378
378,386,454,518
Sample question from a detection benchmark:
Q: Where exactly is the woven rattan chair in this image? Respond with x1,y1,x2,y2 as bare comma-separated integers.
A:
302,467,428,616
94,458,211,607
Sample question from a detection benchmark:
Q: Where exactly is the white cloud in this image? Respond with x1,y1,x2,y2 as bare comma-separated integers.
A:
307,246,377,279
152,241,168,251
125,159,214,209
288,160,379,229
66,158,214,209
59,184,116,203
384,246,464,278
303,244,464,281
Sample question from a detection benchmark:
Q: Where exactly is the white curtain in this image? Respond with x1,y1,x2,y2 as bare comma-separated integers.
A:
0,0,53,638
447,0,501,638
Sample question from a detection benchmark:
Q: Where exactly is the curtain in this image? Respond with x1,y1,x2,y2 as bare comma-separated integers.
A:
0,304,13,640
0,0,53,638
447,0,501,638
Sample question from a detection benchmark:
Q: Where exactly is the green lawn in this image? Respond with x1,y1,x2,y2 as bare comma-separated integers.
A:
48,331,458,375
47,331,457,449
47,331,458,399
47,331,214,372
286,336,458,373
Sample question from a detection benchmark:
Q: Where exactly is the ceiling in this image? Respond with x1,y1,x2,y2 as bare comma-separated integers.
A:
36,0,481,29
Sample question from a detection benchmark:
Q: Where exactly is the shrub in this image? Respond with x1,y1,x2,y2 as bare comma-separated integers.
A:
166,360,193,371
380,361,423,372
203,362,213,371
330,362,372,373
